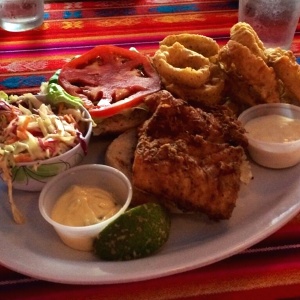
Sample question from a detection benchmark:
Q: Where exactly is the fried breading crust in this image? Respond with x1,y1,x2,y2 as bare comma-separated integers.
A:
153,34,225,106
266,48,300,105
219,40,281,107
160,33,219,58
133,91,250,220
220,22,300,109
230,22,266,61
105,128,164,207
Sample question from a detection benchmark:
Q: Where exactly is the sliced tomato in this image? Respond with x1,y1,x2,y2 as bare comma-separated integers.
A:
58,45,161,118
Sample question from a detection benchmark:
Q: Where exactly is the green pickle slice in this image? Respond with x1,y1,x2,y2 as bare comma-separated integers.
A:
93,202,171,261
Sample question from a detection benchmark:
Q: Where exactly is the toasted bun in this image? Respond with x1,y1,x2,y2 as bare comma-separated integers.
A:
105,128,160,206
92,107,149,136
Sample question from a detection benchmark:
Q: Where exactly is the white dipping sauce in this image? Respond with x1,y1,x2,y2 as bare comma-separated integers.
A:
244,114,300,143
51,185,121,227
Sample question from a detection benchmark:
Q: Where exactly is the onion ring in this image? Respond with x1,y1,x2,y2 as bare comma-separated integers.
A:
160,33,219,58
153,34,225,105
164,77,225,106
153,42,211,88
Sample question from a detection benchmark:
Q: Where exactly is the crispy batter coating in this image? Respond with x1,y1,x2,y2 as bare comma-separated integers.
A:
154,23,300,111
153,42,211,87
133,91,251,220
160,33,219,58
153,34,225,105
219,40,281,106
163,75,224,105
220,22,300,108
230,22,267,61
266,48,300,104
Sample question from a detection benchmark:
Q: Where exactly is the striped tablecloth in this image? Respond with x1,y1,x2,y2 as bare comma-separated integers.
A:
1,1,300,299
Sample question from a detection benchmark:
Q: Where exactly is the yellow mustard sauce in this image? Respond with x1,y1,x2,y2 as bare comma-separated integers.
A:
245,114,300,143
51,185,121,226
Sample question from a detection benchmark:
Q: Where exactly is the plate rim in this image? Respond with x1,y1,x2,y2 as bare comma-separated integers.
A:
0,140,300,285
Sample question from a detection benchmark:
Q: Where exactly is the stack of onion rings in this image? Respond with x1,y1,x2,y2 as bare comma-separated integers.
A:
152,34,225,105
152,24,300,112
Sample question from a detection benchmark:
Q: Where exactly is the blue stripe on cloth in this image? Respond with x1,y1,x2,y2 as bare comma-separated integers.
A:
63,10,83,19
44,12,50,20
149,4,198,14
0,76,47,89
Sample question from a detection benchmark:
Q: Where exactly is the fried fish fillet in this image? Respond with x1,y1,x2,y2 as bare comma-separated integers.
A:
105,127,165,207
132,90,251,220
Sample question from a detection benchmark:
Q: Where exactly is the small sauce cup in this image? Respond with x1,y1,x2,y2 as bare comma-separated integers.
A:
39,164,132,251
238,103,300,169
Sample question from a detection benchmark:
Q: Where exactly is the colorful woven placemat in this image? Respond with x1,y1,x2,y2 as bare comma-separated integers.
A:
1,0,299,95
1,1,300,298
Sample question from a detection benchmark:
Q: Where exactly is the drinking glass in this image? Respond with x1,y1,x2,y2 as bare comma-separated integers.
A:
239,0,300,49
0,0,44,32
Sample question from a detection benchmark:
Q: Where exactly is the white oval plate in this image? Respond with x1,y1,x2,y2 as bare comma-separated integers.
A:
0,138,299,284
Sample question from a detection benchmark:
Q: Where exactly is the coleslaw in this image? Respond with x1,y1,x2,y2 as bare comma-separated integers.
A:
0,92,92,224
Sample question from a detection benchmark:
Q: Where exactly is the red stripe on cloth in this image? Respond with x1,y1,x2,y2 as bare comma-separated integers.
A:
0,3,300,299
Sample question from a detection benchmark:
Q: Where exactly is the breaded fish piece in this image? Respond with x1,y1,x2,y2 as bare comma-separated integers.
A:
105,128,163,207
133,91,251,220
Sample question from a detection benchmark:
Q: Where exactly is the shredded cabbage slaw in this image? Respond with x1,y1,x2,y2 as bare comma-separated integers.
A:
0,92,91,224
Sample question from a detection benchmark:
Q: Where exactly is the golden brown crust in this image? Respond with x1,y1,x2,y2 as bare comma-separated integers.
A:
104,128,160,207
133,91,249,220
152,34,225,106
163,74,225,106
230,22,267,61
266,48,300,104
219,40,281,106
159,33,219,58
104,126,182,211
153,43,211,87
220,22,300,109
